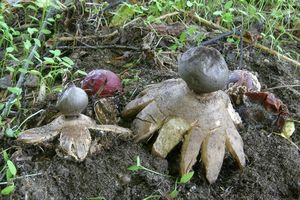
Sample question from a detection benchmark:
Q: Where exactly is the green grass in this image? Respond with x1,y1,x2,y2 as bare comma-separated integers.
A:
110,0,299,57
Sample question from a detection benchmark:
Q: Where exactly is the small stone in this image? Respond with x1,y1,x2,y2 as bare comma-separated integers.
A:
189,185,197,192
263,58,270,64
0,74,12,89
119,174,131,185
24,74,40,88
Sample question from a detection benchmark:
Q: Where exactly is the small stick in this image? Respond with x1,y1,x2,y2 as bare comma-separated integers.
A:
47,30,118,43
57,44,140,51
0,173,43,185
123,17,142,28
15,24,38,31
100,0,124,13
239,28,244,69
269,77,300,96
191,13,300,68
200,29,239,46
192,13,227,32
266,85,300,90
156,11,180,21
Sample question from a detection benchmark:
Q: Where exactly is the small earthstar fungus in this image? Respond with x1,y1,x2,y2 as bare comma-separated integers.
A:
18,84,131,161
81,69,123,97
122,46,246,183
82,69,123,125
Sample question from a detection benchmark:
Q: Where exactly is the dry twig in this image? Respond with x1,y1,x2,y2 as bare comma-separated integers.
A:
47,30,118,43
191,13,300,68
57,44,140,51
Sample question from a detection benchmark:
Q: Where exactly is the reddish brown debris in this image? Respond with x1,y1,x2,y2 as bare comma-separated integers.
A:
245,91,289,129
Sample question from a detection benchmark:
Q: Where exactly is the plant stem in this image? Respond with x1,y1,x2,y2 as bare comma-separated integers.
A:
141,166,172,178
1,5,57,117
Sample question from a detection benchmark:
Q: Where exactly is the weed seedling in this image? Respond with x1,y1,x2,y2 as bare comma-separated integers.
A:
87,197,106,200
128,156,194,199
128,156,171,177
168,171,194,199
0,150,17,196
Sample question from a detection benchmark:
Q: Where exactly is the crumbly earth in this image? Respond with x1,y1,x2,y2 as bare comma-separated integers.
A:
1,26,300,200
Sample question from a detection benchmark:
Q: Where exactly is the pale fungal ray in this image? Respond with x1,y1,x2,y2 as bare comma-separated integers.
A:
18,114,132,161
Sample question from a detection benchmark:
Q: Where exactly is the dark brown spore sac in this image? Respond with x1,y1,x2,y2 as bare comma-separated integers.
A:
178,46,229,94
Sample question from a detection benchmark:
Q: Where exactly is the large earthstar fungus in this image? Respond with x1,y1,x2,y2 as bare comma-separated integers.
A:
122,47,246,183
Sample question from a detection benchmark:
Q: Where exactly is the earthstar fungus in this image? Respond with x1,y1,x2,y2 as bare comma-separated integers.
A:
81,69,123,97
122,46,246,183
18,84,131,161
